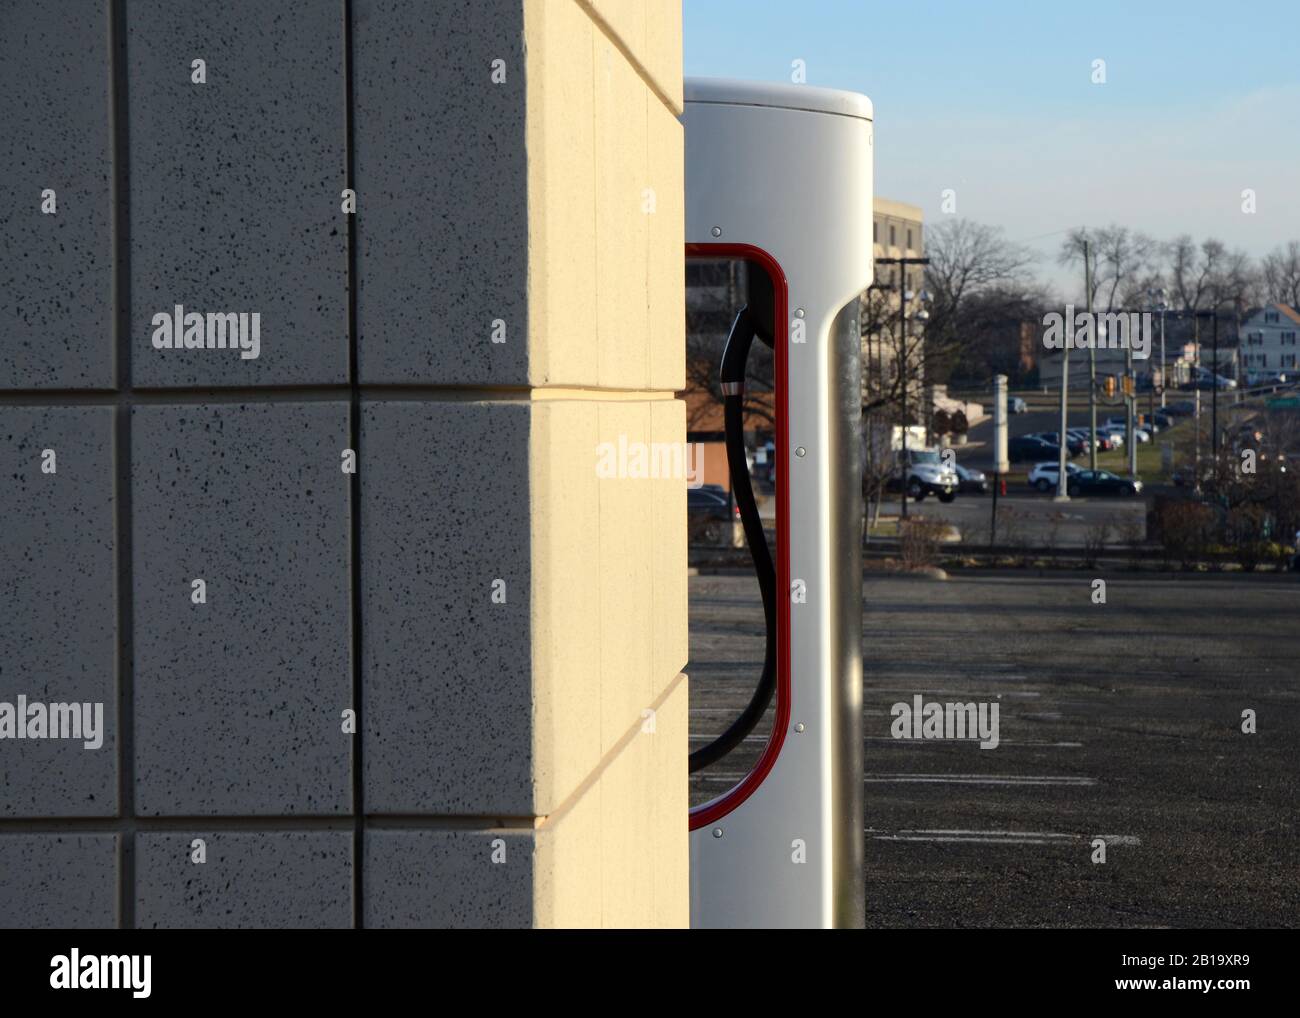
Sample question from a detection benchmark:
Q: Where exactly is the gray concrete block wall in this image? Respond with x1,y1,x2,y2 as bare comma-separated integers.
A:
361,401,533,815
364,829,533,929
0,407,118,818
127,0,349,387
1,0,545,928
131,403,353,817
135,832,353,928
353,0,528,384
0,835,119,929
0,2,114,389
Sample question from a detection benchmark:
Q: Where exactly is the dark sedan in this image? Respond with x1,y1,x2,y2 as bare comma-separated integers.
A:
687,484,738,520
1008,436,1067,462
1065,470,1143,497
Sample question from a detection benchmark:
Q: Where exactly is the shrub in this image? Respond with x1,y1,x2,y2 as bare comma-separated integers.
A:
1155,499,1216,570
899,516,947,570
1226,504,1271,572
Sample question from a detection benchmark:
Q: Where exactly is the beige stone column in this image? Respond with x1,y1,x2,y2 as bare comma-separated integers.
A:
524,0,688,927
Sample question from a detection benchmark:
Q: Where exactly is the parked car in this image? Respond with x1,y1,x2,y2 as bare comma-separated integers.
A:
886,448,958,502
1164,401,1196,417
1065,469,1143,497
1033,431,1087,455
1065,428,1099,450
687,484,739,521
1028,461,1082,492
1065,427,1119,451
1096,425,1126,447
953,462,988,494
1187,368,1237,391
1009,435,1067,462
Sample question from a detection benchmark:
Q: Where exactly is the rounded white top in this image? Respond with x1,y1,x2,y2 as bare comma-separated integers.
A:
684,77,874,121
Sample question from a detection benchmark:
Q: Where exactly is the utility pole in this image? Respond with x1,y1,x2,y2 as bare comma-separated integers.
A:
1059,241,1088,500
1159,303,1167,408
1193,310,1202,492
1125,325,1137,479
876,255,930,519
1212,307,1220,460
1086,239,1097,472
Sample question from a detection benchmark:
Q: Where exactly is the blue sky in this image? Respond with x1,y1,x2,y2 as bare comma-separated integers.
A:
684,0,1300,295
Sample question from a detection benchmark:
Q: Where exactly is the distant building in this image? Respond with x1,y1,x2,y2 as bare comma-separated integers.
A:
864,198,924,414
1036,309,1240,391
1239,304,1300,384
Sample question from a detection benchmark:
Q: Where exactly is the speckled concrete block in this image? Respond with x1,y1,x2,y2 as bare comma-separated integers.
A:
361,401,532,814
0,1,113,389
0,407,117,818
127,0,347,387
135,831,352,928
0,834,119,929
353,0,528,384
365,829,532,928
132,403,352,816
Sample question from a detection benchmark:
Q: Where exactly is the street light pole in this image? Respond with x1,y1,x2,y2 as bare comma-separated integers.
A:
1159,304,1167,409
1212,308,1219,460
876,255,930,520
1087,245,1098,472
898,263,907,518
1059,240,1090,501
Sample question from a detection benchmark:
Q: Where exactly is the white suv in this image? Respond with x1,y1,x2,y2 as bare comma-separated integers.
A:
1028,461,1081,492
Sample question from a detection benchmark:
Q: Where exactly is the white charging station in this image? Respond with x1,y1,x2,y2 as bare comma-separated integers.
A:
684,78,874,928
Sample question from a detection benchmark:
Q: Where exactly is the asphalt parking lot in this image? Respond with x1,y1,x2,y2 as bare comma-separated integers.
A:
688,571,1300,928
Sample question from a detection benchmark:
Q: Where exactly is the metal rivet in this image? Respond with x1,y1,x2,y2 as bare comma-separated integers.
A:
712,827,724,839
795,307,805,318
711,226,722,237
795,722,805,733
795,446,806,457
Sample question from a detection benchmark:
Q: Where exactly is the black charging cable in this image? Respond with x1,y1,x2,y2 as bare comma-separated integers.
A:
689,304,779,773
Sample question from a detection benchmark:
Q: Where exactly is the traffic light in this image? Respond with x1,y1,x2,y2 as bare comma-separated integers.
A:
1122,375,1135,397
1103,375,1116,398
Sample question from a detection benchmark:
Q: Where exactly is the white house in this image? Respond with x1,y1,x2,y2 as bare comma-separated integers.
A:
1239,304,1300,385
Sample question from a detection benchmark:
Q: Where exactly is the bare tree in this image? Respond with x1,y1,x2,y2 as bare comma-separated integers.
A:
1261,241,1300,309
1058,224,1157,310
685,259,774,431
1169,236,1231,333
921,218,1034,382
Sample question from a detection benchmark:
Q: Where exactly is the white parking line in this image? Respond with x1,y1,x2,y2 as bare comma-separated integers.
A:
867,828,1140,846
864,773,1097,786
868,690,1042,698
863,737,1083,747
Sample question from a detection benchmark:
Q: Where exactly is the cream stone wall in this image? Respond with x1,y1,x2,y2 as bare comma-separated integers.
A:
524,0,688,928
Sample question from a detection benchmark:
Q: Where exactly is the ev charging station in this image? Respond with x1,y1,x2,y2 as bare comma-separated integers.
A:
683,79,874,928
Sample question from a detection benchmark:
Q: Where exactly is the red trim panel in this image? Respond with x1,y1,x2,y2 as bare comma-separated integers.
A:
686,242,791,831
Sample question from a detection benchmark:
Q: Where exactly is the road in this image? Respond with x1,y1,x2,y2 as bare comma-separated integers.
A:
687,571,1300,927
